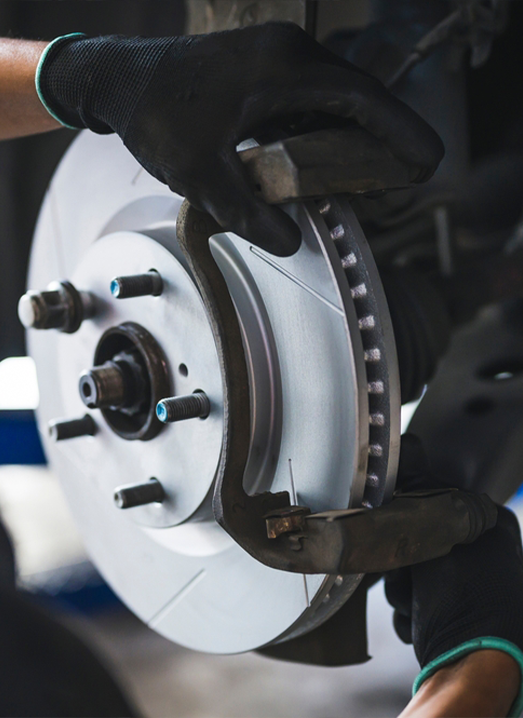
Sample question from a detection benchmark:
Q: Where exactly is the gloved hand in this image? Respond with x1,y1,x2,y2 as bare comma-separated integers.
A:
36,23,444,256
386,435,523,716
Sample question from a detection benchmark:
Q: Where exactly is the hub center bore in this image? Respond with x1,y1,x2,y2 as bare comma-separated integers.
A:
80,321,170,441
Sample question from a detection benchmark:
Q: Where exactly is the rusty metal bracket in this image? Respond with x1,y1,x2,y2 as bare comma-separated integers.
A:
176,202,497,575
239,127,416,204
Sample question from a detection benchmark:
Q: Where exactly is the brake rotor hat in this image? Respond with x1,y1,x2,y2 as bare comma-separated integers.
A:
25,131,399,653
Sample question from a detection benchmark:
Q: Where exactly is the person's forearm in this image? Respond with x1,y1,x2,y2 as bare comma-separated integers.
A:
399,650,520,718
0,39,61,140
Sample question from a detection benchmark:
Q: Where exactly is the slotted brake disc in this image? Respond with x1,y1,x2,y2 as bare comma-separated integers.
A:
24,132,400,654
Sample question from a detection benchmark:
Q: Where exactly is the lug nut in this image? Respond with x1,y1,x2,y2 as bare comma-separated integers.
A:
49,414,96,441
114,478,165,509
156,392,210,423
110,270,163,299
18,280,92,333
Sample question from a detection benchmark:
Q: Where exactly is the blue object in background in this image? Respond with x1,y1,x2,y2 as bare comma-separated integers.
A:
26,561,123,616
0,409,123,613
0,410,46,465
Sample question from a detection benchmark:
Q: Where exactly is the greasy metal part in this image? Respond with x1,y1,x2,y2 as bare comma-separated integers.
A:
80,361,128,410
271,490,496,574
294,489,497,574
80,349,148,415
185,0,307,34
114,478,166,509
265,506,311,539
111,270,163,299
89,322,170,442
49,414,96,442
156,392,211,423
239,128,417,205
18,280,92,333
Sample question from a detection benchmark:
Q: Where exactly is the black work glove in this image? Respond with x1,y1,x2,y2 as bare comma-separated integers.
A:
385,435,523,714
37,24,444,256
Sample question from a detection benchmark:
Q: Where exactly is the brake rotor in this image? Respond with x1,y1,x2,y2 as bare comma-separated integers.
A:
26,131,400,654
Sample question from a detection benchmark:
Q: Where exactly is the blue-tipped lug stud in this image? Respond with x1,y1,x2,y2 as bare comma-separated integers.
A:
110,270,163,299
156,392,210,424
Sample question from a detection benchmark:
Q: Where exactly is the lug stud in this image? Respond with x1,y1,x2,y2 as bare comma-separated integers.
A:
110,270,163,299
114,478,165,509
156,392,210,423
49,415,96,441
18,280,92,333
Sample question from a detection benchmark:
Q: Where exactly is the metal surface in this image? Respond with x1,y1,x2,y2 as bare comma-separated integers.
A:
239,128,418,204
83,322,171,442
157,392,211,423
261,489,497,558
49,414,96,442
114,479,166,510
27,131,400,653
111,270,163,299
18,280,91,333
278,489,497,574
319,196,401,506
80,362,132,411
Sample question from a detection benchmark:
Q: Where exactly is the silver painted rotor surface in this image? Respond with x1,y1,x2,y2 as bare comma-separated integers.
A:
27,132,400,653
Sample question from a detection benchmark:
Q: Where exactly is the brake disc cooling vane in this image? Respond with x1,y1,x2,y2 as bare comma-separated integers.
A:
22,131,400,654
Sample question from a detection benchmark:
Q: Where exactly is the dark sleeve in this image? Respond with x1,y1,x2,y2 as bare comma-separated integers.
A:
0,582,139,717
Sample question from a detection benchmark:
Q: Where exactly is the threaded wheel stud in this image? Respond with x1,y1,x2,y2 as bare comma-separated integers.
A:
114,478,165,509
49,415,96,441
110,271,163,299
156,392,210,423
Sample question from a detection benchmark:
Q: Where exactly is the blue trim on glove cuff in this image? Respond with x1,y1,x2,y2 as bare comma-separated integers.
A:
35,33,86,130
413,637,523,717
